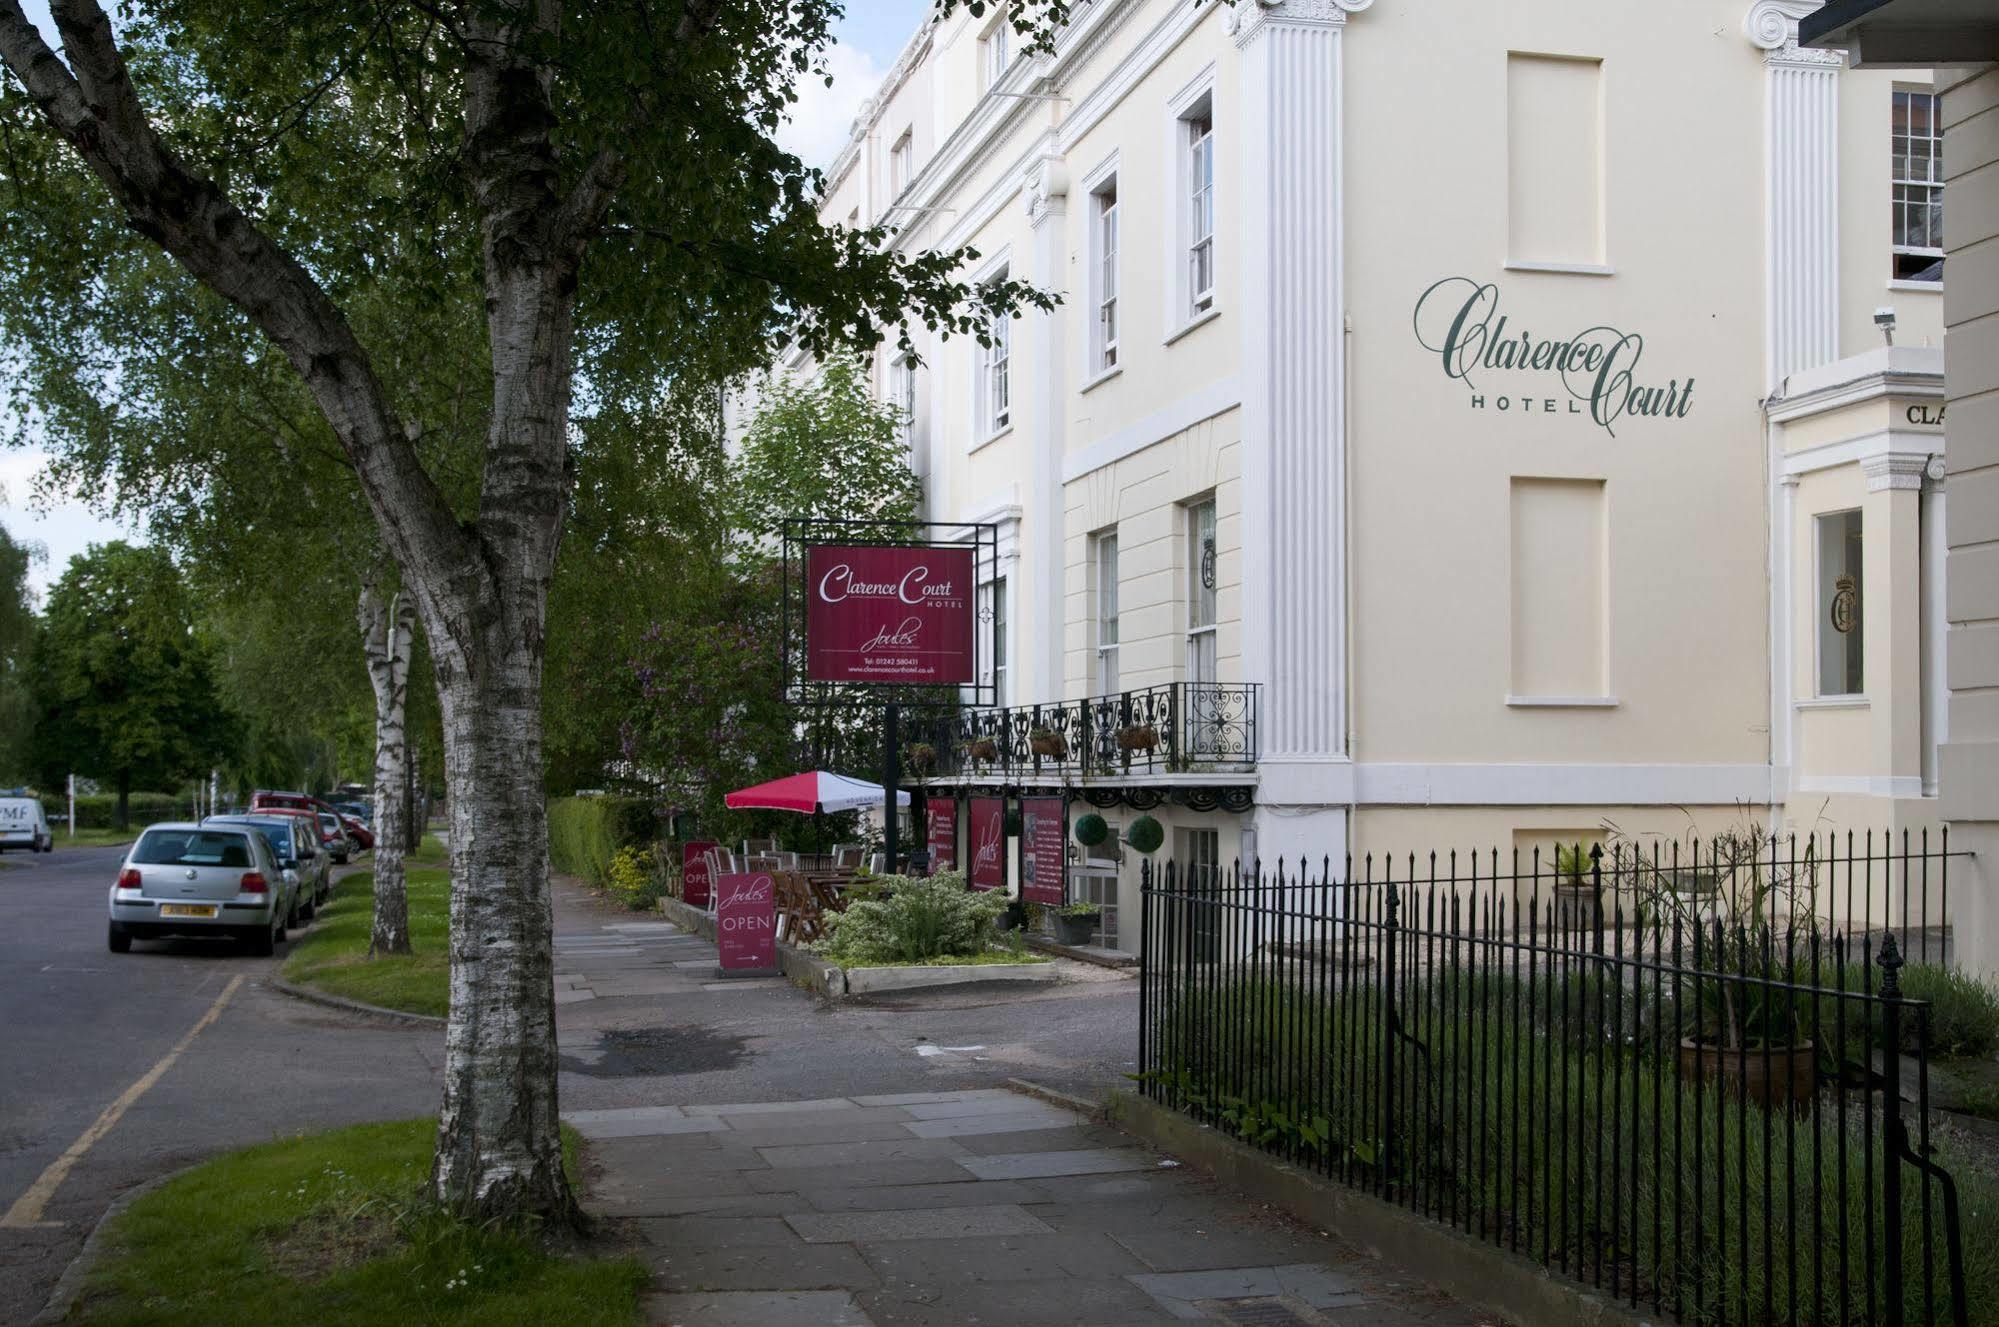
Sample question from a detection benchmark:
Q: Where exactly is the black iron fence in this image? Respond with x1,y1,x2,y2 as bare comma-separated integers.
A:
1137,838,1977,1327
902,681,1258,781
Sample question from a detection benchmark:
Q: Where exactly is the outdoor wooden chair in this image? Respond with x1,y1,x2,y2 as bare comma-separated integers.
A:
772,871,826,945
742,837,778,859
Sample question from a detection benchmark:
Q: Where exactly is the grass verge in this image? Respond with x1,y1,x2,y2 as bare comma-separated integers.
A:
282,845,449,1017
72,1119,642,1326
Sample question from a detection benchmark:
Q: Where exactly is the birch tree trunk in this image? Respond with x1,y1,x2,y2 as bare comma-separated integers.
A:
359,581,415,956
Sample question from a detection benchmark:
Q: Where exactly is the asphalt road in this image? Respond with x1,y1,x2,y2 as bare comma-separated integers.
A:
0,842,442,1325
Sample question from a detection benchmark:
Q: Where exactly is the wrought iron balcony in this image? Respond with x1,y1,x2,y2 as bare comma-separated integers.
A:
903,682,1259,783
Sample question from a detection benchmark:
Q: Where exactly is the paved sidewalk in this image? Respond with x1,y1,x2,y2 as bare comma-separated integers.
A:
570,1088,1489,1326
553,892,1491,1327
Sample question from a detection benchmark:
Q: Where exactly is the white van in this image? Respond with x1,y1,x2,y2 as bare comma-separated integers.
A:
0,796,53,853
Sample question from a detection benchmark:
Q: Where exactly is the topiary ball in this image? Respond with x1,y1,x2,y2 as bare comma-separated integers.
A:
1126,815,1164,855
1073,813,1109,848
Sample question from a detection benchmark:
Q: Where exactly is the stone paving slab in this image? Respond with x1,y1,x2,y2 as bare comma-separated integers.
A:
784,1204,1053,1244
899,1095,1066,1120
570,1113,730,1140
650,1241,878,1293
686,1096,861,1117
855,1274,1176,1326
720,1118,920,1148
1128,1265,1373,1321
568,1104,687,1124
850,1088,1021,1108
743,1159,982,1193
902,1110,1083,1139
756,1138,972,1169
718,1105,915,1129
956,1147,1159,1180
797,1180,1043,1213
645,1290,875,1327
949,1125,1114,1156
634,1216,805,1251
855,1230,1149,1284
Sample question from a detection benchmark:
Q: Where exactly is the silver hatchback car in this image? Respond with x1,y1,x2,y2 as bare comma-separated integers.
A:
107,823,297,956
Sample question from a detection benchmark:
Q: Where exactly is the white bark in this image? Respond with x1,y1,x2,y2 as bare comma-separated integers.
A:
0,0,633,1225
359,580,414,955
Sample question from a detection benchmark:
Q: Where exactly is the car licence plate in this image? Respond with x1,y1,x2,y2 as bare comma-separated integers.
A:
159,904,218,919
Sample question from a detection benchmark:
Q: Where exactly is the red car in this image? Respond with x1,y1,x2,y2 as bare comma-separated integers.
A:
251,791,374,853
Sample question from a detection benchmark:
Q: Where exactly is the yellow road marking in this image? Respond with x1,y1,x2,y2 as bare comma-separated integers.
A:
1,973,246,1229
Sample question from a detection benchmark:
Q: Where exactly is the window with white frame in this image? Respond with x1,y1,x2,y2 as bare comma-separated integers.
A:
889,130,913,198
1816,509,1864,697
982,21,1010,88
846,206,860,230
1093,178,1119,372
978,275,1011,437
1095,531,1120,695
1184,100,1215,316
1892,89,1943,282
890,352,916,450
978,576,1007,705
1186,499,1217,685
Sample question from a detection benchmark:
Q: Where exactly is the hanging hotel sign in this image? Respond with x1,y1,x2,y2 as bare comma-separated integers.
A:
804,543,977,685
1412,277,1694,437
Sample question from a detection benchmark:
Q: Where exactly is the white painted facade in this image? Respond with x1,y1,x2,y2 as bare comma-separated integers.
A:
800,0,1950,952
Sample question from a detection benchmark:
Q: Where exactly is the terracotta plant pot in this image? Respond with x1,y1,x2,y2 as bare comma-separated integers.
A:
1677,1037,1818,1109
1116,724,1159,752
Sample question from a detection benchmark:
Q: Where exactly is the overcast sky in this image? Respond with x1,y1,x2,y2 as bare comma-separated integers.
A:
0,0,930,599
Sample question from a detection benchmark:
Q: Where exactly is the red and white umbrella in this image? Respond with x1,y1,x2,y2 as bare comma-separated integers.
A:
724,771,910,816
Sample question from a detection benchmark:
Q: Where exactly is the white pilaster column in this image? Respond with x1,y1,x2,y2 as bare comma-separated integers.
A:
1234,0,1360,863
1746,1,1843,393
1025,153,1069,706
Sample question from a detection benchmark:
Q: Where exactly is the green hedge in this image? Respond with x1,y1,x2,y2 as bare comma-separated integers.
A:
43,792,186,829
548,796,657,887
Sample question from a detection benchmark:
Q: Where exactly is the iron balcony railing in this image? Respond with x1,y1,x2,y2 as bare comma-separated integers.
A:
904,681,1258,782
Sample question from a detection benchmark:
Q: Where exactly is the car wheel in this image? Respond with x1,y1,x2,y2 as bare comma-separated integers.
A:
107,922,131,954
246,922,276,957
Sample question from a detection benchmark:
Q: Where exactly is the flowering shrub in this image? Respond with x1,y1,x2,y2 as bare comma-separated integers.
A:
815,872,1008,966
606,845,664,911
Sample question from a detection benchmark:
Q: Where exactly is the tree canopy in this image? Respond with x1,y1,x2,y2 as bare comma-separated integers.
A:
28,541,233,818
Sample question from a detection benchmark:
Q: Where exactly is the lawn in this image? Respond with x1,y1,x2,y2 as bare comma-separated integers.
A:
71,1119,643,1327
283,844,450,1018
50,826,142,849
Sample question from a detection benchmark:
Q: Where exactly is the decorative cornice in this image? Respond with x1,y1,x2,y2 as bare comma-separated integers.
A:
1865,453,1931,492
1230,0,1373,46
1745,0,1844,66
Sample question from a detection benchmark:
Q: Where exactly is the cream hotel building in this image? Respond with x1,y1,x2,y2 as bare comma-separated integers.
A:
805,0,1972,955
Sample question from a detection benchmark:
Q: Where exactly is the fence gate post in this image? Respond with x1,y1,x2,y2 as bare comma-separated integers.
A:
1880,934,1907,1327
1382,882,1400,1201
1139,857,1152,1095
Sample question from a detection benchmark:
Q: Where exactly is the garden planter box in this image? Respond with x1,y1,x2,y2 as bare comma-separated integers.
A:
843,960,1058,995
1054,913,1101,946
1677,1038,1818,1108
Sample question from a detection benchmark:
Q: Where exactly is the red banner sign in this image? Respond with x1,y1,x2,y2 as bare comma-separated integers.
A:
805,544,976,684
927,800,958,873
682,841,718,908
716,872,777,970
1021,797,1065,906
967,797,1006,891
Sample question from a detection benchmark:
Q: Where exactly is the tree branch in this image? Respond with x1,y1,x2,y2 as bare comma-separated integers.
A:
0,0,474,612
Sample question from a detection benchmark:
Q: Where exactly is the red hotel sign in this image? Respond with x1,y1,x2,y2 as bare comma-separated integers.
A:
716,872,777,971
927,800,958,873
968,796,1006,890
1020,798,1065,906
805,544,976,685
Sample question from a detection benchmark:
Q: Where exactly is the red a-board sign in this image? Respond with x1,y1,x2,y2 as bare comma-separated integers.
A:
716,872,777,971
805,543,976,685
1020,797,1065,906
682,841,718,908
927,800,958,872
967,796,1006,890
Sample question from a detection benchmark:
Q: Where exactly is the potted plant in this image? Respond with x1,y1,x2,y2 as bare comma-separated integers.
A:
905,742,937,773
1029,726,1068,759
1623,821,1823,1107
968,734,999,762
1116,723,1159,752
1054,901,1101,946
1552,842,1600,932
